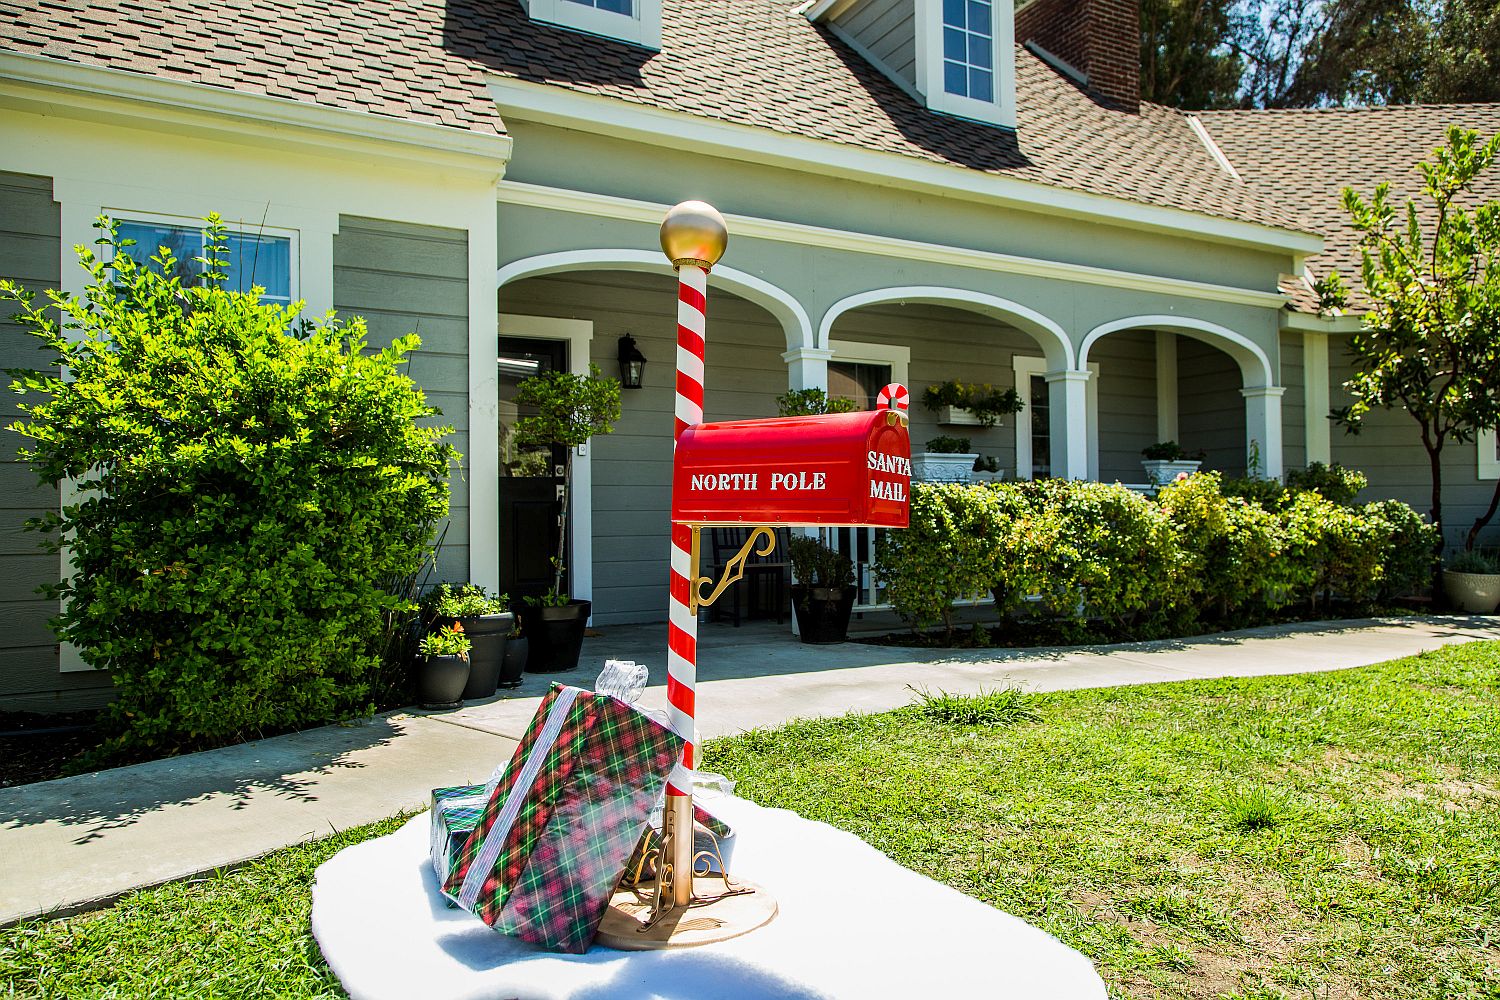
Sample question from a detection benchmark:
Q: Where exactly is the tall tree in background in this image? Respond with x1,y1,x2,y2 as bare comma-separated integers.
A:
1140,0,1245,108
1142,0,1500,109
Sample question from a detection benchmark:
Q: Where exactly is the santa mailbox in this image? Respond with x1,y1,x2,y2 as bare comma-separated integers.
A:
672,409,910,528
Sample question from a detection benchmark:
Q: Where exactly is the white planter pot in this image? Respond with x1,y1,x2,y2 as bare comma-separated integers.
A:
1442,569,1500,613
1141,459,1202,484
912,452,979,483
936,405,982,426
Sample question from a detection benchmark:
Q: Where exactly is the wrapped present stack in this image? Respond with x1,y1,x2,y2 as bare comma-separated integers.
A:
435,682,684,954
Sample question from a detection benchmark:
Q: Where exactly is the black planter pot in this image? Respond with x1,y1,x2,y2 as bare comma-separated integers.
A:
500,635,527,689
417,653,469,709
520,600,592,673
434,612,513,701
791,585,856,644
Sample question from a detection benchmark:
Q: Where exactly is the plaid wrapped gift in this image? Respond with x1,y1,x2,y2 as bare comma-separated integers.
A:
621,801,736,885
442,683,685,953
429,785,487,904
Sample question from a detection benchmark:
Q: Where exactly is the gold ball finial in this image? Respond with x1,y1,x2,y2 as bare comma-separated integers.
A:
660,200,728,270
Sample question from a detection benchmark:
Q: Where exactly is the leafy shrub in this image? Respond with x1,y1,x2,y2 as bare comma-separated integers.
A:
776,388,858,416
1285,462,1369,505
874,482,1004,635
786,534,854,588
3,217,455,757
425,583,507,619
1141,440,1200,461
419,622,471,658
921,380,1023,426
1445,548,1500,574
1365,501,1439,597
924,435,972,453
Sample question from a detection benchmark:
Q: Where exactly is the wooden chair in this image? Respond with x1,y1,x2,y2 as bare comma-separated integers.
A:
703,526,790,626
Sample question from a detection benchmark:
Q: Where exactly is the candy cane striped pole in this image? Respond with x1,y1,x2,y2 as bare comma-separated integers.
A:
660,201,728,907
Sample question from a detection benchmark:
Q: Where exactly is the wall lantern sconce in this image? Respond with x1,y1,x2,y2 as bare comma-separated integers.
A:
618,333,647,389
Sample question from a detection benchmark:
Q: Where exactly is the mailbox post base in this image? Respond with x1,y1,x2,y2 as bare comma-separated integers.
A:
596,877,778,950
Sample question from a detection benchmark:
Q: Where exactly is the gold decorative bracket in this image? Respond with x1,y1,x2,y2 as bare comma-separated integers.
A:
690,526,777,612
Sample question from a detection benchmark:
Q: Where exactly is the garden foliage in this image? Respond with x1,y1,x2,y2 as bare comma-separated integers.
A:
2,217,456,756
875,472,1436,635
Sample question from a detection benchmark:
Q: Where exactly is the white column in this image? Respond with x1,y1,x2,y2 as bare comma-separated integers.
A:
468,223,501,594
781,346,834,391
1302,332,1330,466
1241,386,1286,480
1155,330,1178,443
1046,369,1092,481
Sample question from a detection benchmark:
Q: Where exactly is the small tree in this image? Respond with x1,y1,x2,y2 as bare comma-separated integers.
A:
1325,126,1500,553
512,365,620,596
2,216,456,757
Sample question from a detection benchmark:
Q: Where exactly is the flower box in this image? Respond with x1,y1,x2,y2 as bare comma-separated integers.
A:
936,405,982,426
912,452,979,483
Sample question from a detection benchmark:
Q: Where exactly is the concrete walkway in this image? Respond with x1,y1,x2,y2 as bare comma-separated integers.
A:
3,615,1497,926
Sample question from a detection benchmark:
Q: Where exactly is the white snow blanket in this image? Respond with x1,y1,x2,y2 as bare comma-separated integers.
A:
312,793,1107,1000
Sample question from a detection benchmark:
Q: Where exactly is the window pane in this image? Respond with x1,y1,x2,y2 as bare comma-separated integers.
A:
943,0,965,27
828,361,891,411
968,0,991,34
563,0,633,10
969,32,992,69
970,67,993,102
1030,374,1050,478
944,60,968,96
116,220,202,286
224,232,292,303
943,26,966,62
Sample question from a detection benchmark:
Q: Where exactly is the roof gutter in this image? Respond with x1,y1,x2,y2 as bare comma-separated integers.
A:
0,52,513,177
488,76,1323,256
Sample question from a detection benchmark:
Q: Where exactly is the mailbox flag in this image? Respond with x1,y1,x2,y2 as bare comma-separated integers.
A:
877,382,909,414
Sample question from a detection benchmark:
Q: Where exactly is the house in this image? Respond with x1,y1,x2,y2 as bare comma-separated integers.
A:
2,0,1497,711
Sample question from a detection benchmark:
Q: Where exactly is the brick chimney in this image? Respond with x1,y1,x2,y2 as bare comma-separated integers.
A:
1015,0,1140,112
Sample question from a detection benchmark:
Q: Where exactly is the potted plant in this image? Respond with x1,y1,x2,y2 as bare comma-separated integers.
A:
416,622,471,709
788,534,857,643
971,455,1006,483
1442,549,1500,613
513,364,621,672
426,584,514,697
1141,441,1205,483
776,388,859,416
912,435,979,483
922,381,1023,427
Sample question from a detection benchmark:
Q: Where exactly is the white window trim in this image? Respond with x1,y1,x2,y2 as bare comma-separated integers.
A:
1013,356,1099,480
105,208,302,305
497,313,596,614
914,0,1017,128
520,0,661,50
828,339,911,389
1480,429,1499,480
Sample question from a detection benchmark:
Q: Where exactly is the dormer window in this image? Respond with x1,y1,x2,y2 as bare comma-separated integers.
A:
917,0,1016,128
521,0,661,50
943,0,995,102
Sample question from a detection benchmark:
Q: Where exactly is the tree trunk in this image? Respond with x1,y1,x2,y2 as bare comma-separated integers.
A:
553,449,571,595
1467,478,1500,552
1427,442,1446,596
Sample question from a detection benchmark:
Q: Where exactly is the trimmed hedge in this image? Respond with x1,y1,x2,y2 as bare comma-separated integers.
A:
875,472,1437,636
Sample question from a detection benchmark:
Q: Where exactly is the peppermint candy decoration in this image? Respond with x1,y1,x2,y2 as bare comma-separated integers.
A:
876,382,910,413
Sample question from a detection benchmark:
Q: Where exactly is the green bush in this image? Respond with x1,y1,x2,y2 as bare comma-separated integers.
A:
1285,461,1369,505
3,216,456,757
1366,501,1439,597
874,482,1004,636
786,534,854,588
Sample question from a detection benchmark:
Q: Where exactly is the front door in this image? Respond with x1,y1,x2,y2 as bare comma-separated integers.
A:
498,337,567,603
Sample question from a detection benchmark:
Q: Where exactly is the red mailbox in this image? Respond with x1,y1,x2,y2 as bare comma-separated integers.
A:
671,410,910,527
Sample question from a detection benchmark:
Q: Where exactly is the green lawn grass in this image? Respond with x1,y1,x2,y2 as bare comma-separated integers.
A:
4,643,1498,999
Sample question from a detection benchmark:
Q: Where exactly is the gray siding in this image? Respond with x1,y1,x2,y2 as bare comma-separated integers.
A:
1090,329,1157,483
833,0,917,88
829,301,1043,476
332,216,470,583
0,172,113,712
1329,342,1500,549
1279,330,1307,472
500,271,788,625
1179,337,1247,477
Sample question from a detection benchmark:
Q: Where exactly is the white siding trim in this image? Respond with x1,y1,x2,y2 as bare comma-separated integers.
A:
1480,430,1500,480
1014,356,1098,479
487,80,1323,255
1080,314,1274,388
497,181,1289,309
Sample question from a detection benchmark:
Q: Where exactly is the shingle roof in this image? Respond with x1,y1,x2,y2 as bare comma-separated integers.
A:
1199,104,1500,312
3,0,1306,235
